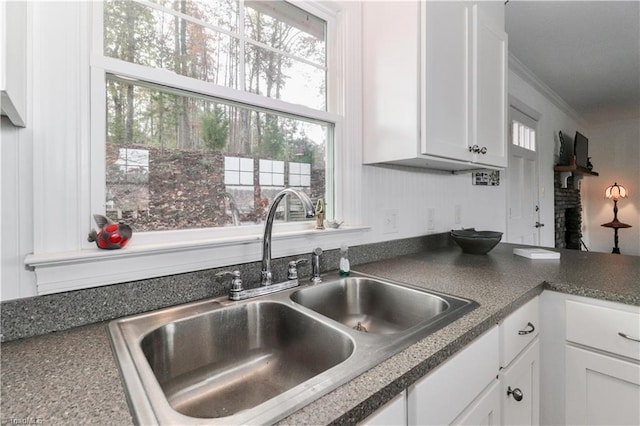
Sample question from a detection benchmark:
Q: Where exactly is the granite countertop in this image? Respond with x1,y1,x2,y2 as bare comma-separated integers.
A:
2,243,639,425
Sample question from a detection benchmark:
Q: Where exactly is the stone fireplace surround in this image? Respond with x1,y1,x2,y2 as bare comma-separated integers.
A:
554,173,583,250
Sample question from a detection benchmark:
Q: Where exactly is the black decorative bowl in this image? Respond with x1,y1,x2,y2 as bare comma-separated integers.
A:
451,229,503,254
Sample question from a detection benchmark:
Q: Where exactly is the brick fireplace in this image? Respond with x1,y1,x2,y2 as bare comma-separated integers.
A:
554,173,582,249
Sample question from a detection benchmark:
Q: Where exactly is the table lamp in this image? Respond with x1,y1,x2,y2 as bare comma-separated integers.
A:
601,182,631,254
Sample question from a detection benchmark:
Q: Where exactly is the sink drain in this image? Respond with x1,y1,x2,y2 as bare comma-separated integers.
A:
352,322,368,333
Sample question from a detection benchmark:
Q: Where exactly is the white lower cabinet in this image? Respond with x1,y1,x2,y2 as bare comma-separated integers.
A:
361,391,407,426
566,345,640,425
564,298,640,426
407,326,500,425
499,339,540,425
363,292,640,425
451,380,501,425
541,291,640,425
401,297,540,425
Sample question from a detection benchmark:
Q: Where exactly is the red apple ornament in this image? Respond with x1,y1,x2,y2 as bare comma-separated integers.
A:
88,214,132,250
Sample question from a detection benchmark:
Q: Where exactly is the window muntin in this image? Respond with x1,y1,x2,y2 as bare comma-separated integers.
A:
105,74,330,232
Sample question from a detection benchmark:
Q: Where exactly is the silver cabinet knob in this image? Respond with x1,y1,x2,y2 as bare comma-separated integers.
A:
507,386,524,401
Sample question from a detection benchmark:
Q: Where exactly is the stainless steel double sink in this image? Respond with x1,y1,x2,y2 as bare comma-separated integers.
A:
109,272,478,425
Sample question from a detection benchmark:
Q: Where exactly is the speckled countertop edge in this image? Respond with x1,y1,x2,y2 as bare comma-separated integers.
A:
2,242,639,426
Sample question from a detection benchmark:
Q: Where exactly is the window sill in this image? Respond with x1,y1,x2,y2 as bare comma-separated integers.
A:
24,225,370,295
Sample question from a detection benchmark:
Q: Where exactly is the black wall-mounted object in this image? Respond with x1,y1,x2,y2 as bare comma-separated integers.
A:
574,131,589,169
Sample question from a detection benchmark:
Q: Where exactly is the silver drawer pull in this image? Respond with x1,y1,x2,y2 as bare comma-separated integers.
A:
518,322,535,335
618,332,640,343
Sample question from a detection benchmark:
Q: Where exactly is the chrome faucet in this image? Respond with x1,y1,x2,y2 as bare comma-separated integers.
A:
261,188,315,286
216,188,316,301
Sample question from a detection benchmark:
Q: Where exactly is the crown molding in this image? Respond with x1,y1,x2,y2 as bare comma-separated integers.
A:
509,53,585,127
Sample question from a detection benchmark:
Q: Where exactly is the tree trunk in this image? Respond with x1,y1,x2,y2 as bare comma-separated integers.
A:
174,1,192,149
125,3,136,145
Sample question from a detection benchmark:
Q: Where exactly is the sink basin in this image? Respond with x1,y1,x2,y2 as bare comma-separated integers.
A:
109,272,478,425
142,301,354,419
291,277,450,334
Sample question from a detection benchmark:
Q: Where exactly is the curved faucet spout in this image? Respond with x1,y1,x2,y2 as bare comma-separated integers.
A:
262,188,315,286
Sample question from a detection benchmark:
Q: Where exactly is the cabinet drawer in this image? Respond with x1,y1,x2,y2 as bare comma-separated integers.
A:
566,300,640,361
500,297,539,367
408,326,499,425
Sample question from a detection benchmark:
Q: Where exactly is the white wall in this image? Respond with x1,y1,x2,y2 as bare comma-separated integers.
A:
360,165,506,244
507,60,583,247
582,118,640,256
1,117,36,300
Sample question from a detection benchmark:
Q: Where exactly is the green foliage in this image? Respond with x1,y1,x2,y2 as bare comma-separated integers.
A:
104,0,327,159
257,115,286,160
201,107,229,151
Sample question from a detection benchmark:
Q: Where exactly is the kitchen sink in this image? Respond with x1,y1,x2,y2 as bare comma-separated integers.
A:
141,301,354,419
109,272,478,425
290,277,451,334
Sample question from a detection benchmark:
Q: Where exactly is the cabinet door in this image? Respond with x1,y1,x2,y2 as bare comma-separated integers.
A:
471,5,507,168
566,345,640,425
408,327,499,425
500,338,540,426
1,0,27,126
361,391,407,426
452,380,501,426
420,1,473,162
362,1,421,164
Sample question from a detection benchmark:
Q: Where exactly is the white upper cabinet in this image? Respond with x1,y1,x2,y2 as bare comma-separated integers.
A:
421,1,471,164
1,0,27,127
471,5,508,168
362,1,507,171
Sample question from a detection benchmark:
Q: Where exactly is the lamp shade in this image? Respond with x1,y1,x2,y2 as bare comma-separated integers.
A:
605,182,628,201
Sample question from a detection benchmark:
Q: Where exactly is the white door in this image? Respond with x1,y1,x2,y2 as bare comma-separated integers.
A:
507,106,541,245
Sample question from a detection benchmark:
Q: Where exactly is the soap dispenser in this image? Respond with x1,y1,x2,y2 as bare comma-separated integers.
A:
339,243,350,277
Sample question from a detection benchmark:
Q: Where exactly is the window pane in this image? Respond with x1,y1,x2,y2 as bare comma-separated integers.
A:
104,0,326,109
150,0,239,32
105,0,240,87
511,119,536,152
244,43,326,110
245,0,325,60
105,76,329,231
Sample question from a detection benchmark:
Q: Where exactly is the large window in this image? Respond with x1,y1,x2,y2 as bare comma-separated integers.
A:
25,0,357,295
101,0,331,232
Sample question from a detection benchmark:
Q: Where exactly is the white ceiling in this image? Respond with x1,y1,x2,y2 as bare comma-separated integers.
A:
505,1,640,123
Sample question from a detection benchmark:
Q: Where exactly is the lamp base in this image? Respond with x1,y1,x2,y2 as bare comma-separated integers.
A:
612,247,621,254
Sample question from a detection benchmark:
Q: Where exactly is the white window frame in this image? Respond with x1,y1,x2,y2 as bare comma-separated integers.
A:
25,1,365,295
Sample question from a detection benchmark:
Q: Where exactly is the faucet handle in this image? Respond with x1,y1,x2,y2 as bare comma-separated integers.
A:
287,258,308,280
215,270,244,293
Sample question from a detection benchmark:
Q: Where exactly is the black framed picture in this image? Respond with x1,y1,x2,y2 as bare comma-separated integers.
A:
472,171,500,186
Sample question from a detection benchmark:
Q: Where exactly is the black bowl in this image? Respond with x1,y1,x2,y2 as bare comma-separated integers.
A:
451,230,503,254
